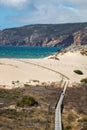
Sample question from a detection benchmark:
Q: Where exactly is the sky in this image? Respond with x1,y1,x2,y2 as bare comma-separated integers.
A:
0,0,87,30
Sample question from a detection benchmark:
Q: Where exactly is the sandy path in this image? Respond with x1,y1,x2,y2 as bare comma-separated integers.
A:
16,59,69,80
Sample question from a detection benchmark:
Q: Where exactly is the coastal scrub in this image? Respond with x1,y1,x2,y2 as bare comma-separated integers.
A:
73,70,83,75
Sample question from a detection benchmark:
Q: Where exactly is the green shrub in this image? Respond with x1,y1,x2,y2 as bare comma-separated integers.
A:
0,109,17,115
73,70,83,75
80,78,87,83
65,125,72,130
0,90,20,99
12,81,15,84
16,80,20,83
17,95,38,107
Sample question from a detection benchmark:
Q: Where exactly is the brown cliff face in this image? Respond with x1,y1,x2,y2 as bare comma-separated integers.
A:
0,23,87,47
73,27,87,46
80,27,87,45
73,31,81,45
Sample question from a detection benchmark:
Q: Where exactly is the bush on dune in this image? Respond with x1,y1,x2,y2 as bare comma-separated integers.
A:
73,70,83,75
80,78,87,83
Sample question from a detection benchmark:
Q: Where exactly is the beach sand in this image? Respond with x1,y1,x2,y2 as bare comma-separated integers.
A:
0,51,87,89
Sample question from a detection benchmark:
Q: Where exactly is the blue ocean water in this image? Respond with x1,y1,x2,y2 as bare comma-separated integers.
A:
0,46,60,58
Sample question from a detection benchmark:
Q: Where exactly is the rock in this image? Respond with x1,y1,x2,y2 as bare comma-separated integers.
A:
0,23,87,47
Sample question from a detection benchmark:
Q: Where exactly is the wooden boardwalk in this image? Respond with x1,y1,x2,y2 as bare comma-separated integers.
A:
55,81,68,130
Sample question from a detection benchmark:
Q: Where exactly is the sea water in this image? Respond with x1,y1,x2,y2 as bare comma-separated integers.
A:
0,46,60,58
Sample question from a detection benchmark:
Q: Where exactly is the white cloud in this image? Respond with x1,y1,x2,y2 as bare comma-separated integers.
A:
12,0,87,24
0,0,29,9
1,0,87,28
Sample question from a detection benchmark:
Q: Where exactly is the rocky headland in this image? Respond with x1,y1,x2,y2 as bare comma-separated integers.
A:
0,22,87,48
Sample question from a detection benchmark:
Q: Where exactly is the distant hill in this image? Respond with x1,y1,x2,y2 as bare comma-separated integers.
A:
0,23,87,47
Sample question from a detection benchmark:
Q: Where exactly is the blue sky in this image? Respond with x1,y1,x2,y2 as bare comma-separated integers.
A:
0,0,87,30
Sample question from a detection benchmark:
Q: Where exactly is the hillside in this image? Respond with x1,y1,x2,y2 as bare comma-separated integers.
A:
0,23,87,47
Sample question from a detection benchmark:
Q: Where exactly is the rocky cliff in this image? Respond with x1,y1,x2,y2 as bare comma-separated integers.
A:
0,23,87,47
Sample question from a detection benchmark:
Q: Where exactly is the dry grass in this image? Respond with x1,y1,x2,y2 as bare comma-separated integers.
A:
80,50,87,56
0,83,87,130
63,83,87,130
0,83,62,130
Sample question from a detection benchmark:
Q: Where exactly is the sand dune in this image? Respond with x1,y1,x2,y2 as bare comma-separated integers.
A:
0,51,87,88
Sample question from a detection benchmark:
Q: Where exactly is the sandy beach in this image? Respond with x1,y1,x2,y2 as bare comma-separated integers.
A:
0,51,87,89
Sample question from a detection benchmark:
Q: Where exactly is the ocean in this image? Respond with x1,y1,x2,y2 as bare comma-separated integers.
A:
0,46,59,58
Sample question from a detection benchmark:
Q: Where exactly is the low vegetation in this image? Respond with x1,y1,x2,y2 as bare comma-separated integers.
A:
0,84,61,130
63,83,87,130
81,78,87,83
73,70,83,75
80,50,87,56
65,125,72,130
17,95,38,107
0,83,87,130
